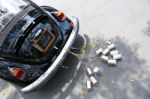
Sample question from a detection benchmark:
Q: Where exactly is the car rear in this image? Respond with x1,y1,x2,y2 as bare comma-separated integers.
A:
0,0,79,93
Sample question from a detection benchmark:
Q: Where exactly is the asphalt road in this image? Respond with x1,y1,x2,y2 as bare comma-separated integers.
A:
0,0,150,99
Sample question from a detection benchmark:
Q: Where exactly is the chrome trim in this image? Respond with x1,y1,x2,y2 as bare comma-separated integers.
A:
21,17,79,93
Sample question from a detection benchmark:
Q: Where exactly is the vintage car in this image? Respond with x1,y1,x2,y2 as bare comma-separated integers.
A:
0,0,79,93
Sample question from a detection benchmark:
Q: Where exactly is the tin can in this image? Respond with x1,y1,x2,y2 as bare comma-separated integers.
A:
110,50,119,56
107,59,117,65
113,54,122,60
90,76,98,86
105,40,112,45
101,55,109,62
86,68,93,76
107,43,115,50
86,80,92,91
93,67,101,75
96,48,103,55
102,48,110,55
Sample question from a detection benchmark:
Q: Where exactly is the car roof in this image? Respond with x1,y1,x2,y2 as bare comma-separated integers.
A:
0,1,32,47
0,0,28,32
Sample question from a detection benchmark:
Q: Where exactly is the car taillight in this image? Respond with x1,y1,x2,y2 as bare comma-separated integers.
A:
54,11,66,21
9,67,25,80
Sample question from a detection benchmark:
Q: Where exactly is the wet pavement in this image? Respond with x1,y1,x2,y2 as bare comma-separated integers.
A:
0,0,150,99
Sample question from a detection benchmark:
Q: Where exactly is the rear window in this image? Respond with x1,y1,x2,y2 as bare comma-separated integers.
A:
8,9,42,39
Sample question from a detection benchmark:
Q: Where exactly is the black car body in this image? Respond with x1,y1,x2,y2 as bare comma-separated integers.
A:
0,0,79,93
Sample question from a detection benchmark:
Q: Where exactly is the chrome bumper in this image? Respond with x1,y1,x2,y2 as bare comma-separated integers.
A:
21,17,79,93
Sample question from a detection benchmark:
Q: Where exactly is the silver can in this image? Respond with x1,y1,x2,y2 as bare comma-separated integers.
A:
105,40,112,45
96,48,103,55
90,76,98,86
93,67,101,75
102,48,110,55
110,50,119,56
86,80,92,91
107,43,115,50
107,59,117,65
101,55,109,62
86,68,93,76
113,54,122,60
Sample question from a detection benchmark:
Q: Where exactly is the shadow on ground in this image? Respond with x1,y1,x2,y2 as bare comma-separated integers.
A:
77,35,150,99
